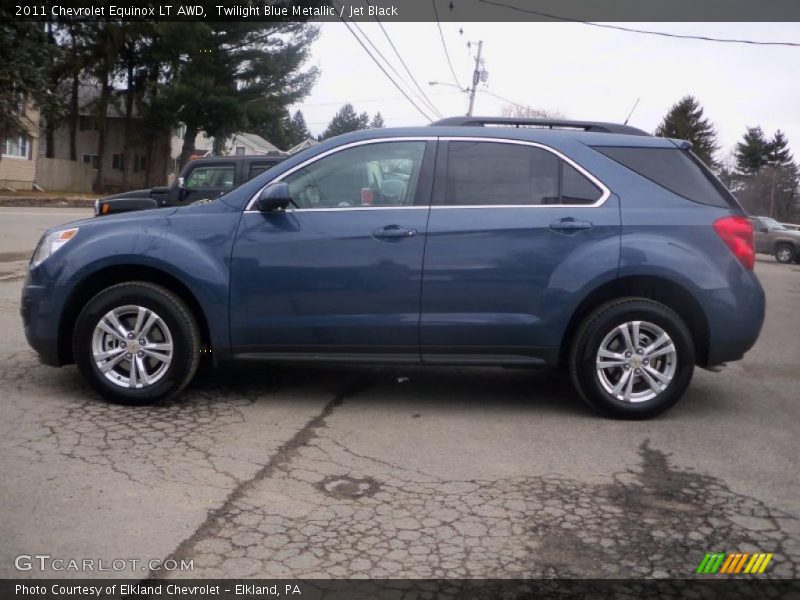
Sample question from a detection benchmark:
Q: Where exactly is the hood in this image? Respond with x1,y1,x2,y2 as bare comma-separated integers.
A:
102,188,153,200
41,206,180,236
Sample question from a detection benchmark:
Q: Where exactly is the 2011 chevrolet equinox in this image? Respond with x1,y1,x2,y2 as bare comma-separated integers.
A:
21,117,765,418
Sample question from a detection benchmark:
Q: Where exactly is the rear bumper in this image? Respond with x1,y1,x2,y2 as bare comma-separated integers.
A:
704,272,766,366
21,275,62,367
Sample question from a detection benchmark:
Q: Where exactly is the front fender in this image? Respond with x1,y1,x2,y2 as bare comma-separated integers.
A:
35,203,241,356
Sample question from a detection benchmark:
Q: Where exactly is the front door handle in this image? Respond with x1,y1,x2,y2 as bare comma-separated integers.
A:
549,217,593,234
373,224,418,241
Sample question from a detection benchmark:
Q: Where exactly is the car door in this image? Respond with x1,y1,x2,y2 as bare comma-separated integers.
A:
420,138,620,364
182,162,237,203
229,138,435,359
751,218,771,254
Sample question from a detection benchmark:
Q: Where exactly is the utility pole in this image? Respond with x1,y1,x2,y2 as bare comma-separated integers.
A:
467,40,483,116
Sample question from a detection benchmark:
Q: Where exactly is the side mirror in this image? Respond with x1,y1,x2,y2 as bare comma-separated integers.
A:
176,176,185,189
256,182,292,212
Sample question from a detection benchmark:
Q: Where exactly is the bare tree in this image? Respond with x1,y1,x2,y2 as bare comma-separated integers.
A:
500,104,565,120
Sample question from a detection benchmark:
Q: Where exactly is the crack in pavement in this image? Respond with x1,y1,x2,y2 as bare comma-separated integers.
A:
151,373,376,579
2,352,268,492
159,429,798,580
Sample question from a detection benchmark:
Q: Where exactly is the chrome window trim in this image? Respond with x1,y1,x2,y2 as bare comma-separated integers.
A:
243,135,611,213
435,136,611,209
244,137,436,212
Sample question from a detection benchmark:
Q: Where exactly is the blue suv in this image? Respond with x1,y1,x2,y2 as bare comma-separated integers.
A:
21,117,765,418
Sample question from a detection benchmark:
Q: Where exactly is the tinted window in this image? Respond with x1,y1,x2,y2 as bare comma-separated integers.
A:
248,163,278,180
594,146,733,208
445,142,601,206
185,165,235,190
562,162,602,204
283,141,425,208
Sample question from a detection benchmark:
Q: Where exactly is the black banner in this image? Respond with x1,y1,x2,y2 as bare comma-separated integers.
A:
3,579,800,600
4,0,800,23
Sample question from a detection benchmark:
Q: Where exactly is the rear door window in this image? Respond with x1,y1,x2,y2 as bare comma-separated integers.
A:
443,141,603,206
594,146,735,208
248,162,279,180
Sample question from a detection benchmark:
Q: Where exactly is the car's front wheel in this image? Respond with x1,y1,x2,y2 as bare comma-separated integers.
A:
775,243,796,264
569,297,695,419
73,282,200,404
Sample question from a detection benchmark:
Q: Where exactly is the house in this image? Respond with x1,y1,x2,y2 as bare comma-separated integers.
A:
288,138,319,155
0,99,40,190
224,132,287,157
37,83,169,193
170,124,213,179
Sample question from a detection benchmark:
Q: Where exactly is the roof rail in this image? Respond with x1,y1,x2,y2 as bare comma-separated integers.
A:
429,116,650,136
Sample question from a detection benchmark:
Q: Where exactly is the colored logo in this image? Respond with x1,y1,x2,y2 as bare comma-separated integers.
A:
696,552,773,574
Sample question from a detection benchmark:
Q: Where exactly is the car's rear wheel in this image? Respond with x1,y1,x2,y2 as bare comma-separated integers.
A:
569,297,695,419
73,282,200,404
775,243,795,264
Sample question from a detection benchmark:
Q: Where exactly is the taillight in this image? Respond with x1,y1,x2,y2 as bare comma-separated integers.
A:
713,216,754,270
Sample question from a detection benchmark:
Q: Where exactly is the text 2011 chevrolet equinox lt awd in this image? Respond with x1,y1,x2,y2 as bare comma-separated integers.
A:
21,117,765,418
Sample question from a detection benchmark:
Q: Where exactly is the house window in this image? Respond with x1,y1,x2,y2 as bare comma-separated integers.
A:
112,154,124,171
133,154,147,173
235,146,245,156
82,154,99,169
79,116,97,131
3,135,29,159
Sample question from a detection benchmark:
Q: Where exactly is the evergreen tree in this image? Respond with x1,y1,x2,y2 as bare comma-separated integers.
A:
766,130,794,167
734,126,769,176
733,127,799,220
369,112,385,128
290,110,311,143
321,103,369,139
0,20,58,168
654,95,719,167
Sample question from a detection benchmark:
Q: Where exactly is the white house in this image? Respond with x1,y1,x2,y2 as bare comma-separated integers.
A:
225,132,287,157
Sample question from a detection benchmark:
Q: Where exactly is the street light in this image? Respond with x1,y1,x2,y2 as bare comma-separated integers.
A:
429,81,472,116
428,81,467,92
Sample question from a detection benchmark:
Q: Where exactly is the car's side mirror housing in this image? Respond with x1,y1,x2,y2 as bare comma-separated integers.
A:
256,182,292,212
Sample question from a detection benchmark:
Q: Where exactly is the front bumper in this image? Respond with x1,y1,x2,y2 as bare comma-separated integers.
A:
21,274,62,366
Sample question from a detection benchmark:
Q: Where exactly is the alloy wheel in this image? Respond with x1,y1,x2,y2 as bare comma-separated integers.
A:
595,320,677,403
91,305,174,389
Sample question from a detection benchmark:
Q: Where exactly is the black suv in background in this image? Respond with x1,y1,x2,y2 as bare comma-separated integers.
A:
95,155,285,216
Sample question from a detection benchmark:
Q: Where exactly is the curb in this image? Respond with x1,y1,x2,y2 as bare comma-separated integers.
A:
0,197,96,208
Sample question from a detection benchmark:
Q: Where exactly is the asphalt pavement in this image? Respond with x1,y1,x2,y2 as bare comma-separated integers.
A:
0,207,797,580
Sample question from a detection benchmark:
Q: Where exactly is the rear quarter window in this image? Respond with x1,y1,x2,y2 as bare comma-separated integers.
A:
593,146,735,208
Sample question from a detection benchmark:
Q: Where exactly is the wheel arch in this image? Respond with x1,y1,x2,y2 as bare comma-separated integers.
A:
58,265,213,366
559,275,710,367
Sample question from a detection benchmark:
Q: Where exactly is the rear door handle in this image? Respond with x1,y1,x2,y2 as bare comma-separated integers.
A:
549,218,593,234
373,224,418,241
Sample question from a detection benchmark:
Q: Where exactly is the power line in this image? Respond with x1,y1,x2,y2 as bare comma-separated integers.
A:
480,88,527,109
291,91,463,108
349,18,443,119
333,5,436,122
432,0,465,89
476,0,800,48
366,2,444,118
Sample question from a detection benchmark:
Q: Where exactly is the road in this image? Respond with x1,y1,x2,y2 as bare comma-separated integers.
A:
0,207,797,580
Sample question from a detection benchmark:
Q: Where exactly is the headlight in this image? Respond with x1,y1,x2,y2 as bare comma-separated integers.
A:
31,228,79,268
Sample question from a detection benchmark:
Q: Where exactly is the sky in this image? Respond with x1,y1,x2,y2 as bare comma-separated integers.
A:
288,22,800,162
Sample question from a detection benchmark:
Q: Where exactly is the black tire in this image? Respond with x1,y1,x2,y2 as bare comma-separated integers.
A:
73,282,200,404
569,297,695,419
774,243,796,264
